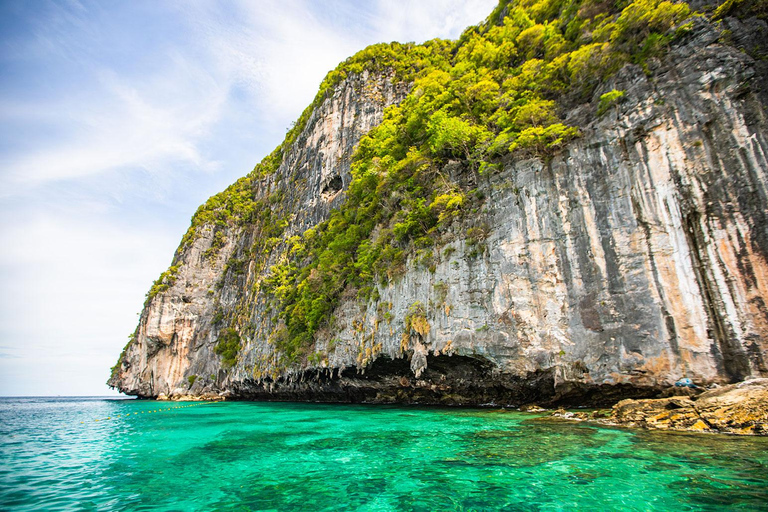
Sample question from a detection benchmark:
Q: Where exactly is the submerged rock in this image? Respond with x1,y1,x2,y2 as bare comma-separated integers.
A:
610,378,768,435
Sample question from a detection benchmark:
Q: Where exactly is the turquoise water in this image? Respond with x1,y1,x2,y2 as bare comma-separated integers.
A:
1,398,766,511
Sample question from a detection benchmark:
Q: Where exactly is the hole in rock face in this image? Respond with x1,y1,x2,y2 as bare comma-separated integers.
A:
229,352,661,407
233,354,561,406
321,175,343,199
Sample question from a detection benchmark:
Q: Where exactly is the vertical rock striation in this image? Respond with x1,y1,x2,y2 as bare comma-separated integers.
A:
110,17,768,406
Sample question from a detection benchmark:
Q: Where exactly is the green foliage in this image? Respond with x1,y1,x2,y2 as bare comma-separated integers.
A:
203,230,227,261
178,170,283,256
610,0,691,57
509,123,579,153
109,332,135,380
597,89,626,115
511,99,559,129
268,324,305,364
427,111,492,159
712,0,768,21
145,266,180,305
214,328,241,369
187,374,197,386
466,223,492,258
430,191,466,225
224,257,247,276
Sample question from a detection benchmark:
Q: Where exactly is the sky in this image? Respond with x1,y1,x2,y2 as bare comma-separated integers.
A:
0,0,497,396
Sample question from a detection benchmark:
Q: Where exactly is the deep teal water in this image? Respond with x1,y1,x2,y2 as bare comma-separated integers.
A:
0,397,767,511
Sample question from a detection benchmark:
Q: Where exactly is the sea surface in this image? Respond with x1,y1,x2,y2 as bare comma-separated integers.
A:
0,397,767,511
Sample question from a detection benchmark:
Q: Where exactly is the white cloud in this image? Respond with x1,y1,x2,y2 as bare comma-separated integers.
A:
1,57,227,194
372,0,497,43
177,0,363,125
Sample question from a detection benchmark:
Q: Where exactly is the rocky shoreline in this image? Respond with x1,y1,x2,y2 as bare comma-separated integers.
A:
149,378,768,436
551,378,768,436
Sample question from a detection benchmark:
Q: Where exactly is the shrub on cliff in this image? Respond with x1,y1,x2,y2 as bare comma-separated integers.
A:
214,328,241,369
597,89,625,115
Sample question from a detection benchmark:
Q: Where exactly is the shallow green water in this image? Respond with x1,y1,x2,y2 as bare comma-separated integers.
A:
0,397,766,511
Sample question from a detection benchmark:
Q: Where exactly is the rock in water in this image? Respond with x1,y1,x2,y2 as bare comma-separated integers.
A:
611,379,768,435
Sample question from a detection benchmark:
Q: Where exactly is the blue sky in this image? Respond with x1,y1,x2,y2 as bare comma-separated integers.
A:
0,0,496,396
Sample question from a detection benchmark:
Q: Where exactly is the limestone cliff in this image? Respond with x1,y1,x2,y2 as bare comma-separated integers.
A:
109,4,768,406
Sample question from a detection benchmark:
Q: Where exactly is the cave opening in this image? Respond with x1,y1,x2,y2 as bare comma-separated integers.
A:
321,175,343,198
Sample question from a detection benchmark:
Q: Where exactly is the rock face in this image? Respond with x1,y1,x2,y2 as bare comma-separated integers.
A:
610,379,768,435
109,18,768,407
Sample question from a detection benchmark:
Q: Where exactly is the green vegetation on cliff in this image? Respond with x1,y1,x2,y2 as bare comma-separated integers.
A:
711,0,768,21
145,265,180,305
137,0,697,367
262,0,694,362
214,328,242,368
